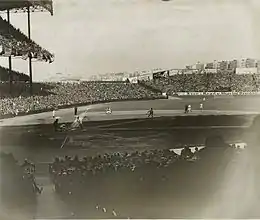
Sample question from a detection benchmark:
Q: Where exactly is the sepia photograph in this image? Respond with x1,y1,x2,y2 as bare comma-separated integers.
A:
1,0,260,219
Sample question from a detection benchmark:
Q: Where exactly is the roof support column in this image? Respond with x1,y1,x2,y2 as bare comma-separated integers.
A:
27,5,33,95
7,9,12,95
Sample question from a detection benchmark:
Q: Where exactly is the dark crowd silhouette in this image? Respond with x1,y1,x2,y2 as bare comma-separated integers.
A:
1,134,251,219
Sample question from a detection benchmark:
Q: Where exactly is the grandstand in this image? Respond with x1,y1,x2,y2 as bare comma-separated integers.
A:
1,71,260,118
143,71,260,95
0,81,163,116
0,16,54,62
0,0,54,95
0,65,29,81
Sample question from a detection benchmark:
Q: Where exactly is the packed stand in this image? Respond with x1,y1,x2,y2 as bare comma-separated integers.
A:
48,140,241,218
144,72,260,95
0,81,162,116
206,72,232,92
0,65,29,81
49,149,192,218
0,16,54,62
231,74,256,92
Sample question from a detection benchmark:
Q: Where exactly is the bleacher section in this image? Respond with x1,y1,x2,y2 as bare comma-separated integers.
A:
1,72,260,117
0,65,29,81
0,16,54,62
0,81,163,116
143,73,259,95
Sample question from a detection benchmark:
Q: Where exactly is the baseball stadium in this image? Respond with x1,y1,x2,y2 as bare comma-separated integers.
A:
1,1,260,220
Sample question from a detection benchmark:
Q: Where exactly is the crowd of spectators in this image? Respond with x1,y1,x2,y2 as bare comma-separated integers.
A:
48,137,242,218
0,135,246,218
2,71,260,117
0,152,38,215
0,65,29,81
144,72,260,95
0,81,162,116
0,16,54,63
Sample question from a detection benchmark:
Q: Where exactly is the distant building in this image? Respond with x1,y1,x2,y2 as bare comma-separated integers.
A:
257,60,260,72
237,58,247,68
185,58,259,74
245,58,256,68
205,62,214,69
228,60,238,70
137,72,153,81
236,58,259,68
196,62,204,70
204,69,217,73
169,69,179,76
213,60,218,69
186,64,196,69
218,61,229,70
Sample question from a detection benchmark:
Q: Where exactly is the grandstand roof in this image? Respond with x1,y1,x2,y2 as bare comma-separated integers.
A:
0,16,54,63
0,0,53,15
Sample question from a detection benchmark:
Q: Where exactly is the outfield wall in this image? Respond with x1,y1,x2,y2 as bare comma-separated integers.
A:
176,91,260,96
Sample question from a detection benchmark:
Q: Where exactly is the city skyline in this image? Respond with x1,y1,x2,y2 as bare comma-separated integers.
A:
188,58,259,69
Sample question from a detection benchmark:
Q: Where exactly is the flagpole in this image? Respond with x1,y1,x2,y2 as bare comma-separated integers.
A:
7,9,12,95
27,6,33,95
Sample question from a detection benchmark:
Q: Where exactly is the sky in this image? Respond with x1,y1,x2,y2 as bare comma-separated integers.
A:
0,0,259,81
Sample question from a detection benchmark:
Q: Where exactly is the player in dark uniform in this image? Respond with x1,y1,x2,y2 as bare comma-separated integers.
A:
74,106,78,116
147,108,154,118
53,118,59,132
184,104,188,113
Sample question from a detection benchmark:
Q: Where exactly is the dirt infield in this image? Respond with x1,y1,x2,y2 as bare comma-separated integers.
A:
0,114,256,163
